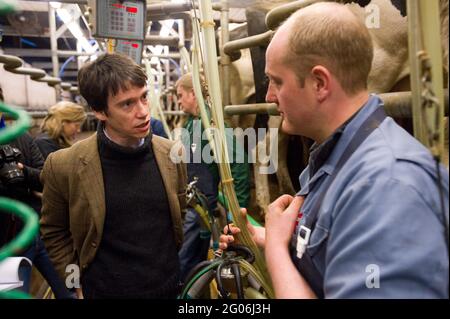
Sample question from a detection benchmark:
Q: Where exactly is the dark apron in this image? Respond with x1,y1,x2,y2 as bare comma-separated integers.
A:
292,106,387,298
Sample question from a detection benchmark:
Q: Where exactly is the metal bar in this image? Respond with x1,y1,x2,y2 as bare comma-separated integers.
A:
223,30,273,56
407,0,427,143
144,35,179,46
146,53,181,59
419,0,445,160
220,0,231,108
3,48,95,58
148,11,191,22
27,0,88,3
48,3,59,78
57,50,95,57
147,2,193,15
223,91,449,117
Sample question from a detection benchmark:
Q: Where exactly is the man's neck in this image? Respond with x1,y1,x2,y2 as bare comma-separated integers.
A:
103,126,144,148
314,91,369,144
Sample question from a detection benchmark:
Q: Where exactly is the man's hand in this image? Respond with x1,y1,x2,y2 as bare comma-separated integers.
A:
219,208,266,249
266,195,304,248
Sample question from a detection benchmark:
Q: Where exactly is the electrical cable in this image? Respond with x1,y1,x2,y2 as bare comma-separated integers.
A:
230,262,244,299
215,259,230,299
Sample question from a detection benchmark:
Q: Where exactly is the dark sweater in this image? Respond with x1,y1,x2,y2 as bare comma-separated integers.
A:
81,125,180,298
34,132,61,160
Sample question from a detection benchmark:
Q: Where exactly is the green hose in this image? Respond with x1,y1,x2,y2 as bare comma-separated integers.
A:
0,198,39,261
180,260,222,299
0,101,39,299
0,103,32,143
0,0,15,14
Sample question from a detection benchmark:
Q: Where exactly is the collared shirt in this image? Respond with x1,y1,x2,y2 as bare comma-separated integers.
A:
294,94,449,298
103,127,145,148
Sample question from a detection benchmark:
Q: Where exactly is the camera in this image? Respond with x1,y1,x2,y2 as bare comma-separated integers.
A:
0,144,24,186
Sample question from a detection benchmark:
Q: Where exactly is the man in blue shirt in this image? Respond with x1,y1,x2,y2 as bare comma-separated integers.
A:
220,2,448,298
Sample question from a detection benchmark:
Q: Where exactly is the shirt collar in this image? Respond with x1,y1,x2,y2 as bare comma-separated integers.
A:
298,94,384,195
308,103,362,178
103,127,145,148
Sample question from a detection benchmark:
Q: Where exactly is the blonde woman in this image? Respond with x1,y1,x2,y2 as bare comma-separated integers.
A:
35,101,87,159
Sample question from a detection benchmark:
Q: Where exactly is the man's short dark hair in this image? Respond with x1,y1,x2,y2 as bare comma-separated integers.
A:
78,53,147,113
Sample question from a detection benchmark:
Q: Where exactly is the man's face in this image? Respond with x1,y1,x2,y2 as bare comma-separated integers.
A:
265,32,316,137
177,86,198,116
95,84,150,147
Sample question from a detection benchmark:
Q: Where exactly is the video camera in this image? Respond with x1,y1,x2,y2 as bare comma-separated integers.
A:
0,144,24,186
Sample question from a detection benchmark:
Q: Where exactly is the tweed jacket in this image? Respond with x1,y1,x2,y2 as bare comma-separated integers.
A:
40,133,187,279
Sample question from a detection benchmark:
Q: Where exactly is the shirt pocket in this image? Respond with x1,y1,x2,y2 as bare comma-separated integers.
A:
306,223,329,258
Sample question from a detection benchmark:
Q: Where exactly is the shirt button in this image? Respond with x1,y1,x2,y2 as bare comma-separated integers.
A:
91,242,97,248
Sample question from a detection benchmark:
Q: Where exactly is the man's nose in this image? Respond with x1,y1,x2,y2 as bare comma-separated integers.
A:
136,100,149,117
265,83,277,103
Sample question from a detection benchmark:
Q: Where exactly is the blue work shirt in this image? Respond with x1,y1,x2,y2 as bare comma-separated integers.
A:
295,94,449,298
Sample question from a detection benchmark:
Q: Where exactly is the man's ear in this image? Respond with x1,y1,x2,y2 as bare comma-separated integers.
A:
310,65,331,103
93,110,107,122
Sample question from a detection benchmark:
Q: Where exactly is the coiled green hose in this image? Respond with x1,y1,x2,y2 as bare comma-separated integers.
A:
0,102,39,299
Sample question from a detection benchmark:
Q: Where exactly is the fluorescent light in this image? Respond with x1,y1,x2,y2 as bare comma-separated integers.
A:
56,7,96,54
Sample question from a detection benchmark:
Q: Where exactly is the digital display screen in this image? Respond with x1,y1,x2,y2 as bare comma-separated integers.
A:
94,0,146,41
116,40,143,64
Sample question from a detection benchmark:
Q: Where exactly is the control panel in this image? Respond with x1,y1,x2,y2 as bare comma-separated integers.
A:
115,40,143,64
89,0,146,41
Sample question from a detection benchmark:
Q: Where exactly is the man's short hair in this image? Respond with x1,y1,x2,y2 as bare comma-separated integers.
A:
283,2,374,95
78,53,147,112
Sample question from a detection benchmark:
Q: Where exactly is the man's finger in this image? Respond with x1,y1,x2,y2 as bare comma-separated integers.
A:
285,196,304,215
269,194,294,213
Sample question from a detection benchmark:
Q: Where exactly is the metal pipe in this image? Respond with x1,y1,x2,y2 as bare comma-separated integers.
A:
147,2,194,15
223,30,273,56
60,82,72,90
146,53,181,59
148,11,191,22
220,0,231,108
224,103,278,116
407,0,427,144
223,91,449,117
48,3,59,78
265,0,322,30
144,35,179,46
34,0,87,3
57,50,95,57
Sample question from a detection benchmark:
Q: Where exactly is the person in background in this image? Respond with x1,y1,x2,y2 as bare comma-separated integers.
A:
34,101,86,159
0,86,73,299
175,73,250,282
